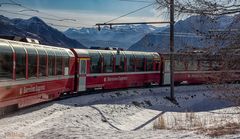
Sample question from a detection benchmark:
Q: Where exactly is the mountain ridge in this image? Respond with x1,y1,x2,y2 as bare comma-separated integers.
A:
0,16,86,48
64,24,164,49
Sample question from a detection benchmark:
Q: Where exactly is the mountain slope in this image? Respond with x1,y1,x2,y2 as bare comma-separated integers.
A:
0,15,86,48
128,15,234,52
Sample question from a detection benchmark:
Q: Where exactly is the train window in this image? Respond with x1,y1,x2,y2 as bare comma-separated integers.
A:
37,48,47,77
115,53,125,72
164,60,170,72
146,54,154,71
188,60,198,71
0,45,13,80
175,60,185,71
13,46,26,79
25,47,37,78
225,57,239,70
89,51,101,73
47,49,56,76
80,60,86,74
153,53,160,71
126,53,135,72
61,50,69,76
155,62,160,71
199,61,210,71
135,54,145,72
212,61,222,71
102,52,113,73
55,50,63,75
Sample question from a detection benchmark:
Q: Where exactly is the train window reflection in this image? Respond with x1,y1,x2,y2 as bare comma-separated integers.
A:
37,48,47,77
135,54,145,72
61,50,69,76
0,45,13,80
199,61,210,71
13,46,26,79
175,60,186,71
188,60,198,71
26,47,37,78
146,54,154,71
55,50,63,75
212,61,222,71
47,49,56,76
102,52,113,73
126,53,135,72
89,51,101,73
115,53,125,72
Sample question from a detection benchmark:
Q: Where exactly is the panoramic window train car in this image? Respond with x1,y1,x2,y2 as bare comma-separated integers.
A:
71,49,162,91
1,37,239,114
0,38,75,111
162,53,240,85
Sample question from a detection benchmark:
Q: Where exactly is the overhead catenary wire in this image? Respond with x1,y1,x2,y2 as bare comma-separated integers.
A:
2,0,159,29
104,2,156,23
6,0,77,22
0,9,65,21
0,2,21,6
8,0,39,12
0,10,90,28
119,0,153,3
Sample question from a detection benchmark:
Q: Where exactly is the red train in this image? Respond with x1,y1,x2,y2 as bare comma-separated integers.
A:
0,38,239,114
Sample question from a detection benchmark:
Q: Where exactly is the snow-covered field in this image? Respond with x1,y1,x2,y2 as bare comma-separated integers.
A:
0,84,240,139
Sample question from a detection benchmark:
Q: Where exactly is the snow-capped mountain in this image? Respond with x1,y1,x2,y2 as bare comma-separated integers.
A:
64,24,162,49
128,15,236,52
0,15,86,48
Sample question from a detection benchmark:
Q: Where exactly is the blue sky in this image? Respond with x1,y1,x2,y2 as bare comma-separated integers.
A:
16,0,153,15
0,0,163,31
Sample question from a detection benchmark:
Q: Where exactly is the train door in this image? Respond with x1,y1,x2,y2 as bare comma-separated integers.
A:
163,60,171,85
78,59,87,91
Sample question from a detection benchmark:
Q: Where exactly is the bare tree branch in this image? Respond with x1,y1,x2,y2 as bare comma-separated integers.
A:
156,0,240,16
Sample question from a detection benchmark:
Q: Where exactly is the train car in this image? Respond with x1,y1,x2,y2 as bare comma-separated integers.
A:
0,38,75,113
162,53,240,85
71,48,162,92
1,37,239,115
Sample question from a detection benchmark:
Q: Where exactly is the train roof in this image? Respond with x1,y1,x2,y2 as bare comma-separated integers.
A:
72,48,160,58
0,38,75,57
161,52,240,61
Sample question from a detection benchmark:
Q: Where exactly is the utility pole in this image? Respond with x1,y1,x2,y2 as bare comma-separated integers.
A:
169,0,175,101
96,1,176,102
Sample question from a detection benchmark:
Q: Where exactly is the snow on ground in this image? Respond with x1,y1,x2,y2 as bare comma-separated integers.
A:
0,84,240,139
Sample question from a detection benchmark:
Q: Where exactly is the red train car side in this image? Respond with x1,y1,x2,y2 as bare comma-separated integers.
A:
71,49,162,91
0,39,75,112
161,53,240,85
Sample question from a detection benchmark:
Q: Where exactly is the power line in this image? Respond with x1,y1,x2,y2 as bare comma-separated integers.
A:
153,32,204,38
47,23,81,28
6,0,76,22
0,10,64,21
0,11,81,28
0,2,21,6
8,0,39,12
0,9,91,28
104,2,155,23
18,9,39,13
119,0,153,3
